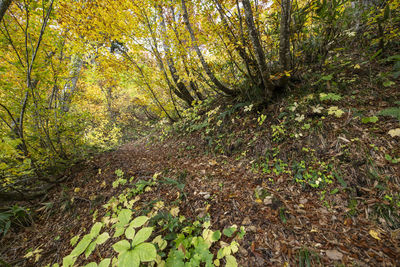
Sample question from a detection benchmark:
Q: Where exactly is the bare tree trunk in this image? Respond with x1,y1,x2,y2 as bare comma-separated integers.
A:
61,56,83,112
279,0,291,90
169,6,205,101
181,0,236,96
242,0,273,100
0,0,12,23
121,50,175,123
213,0,256,82
159,6,195,107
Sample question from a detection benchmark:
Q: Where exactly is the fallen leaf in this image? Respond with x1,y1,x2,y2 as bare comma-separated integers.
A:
242,217,251,225
170,206,179,217
209,159,218,166
388,128,400,137
326,249,343,260
369,229,381,240
299,198,308,204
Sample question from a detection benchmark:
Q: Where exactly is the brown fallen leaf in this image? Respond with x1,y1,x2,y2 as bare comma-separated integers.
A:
326,249,343,260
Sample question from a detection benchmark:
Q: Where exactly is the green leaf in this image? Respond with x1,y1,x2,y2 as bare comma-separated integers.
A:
84,262,98,267
85,241,97,258
383,80,395,87
119,250,140,267
70,235,80,246
330,188,339,195
112,240,130,253
165,249,185,267
217,246,230,259
211,230,221,242
225,255,238,267
118,209,132,225
361,116,378,124
98,258,111,267
321,74,333,81
89,222,103,238
114,226,125,238
129,216,149,228
223,227,236,238
125,225,136,239
135,243,157,262
96,232,109,245
62,255,76,267
132,227,153,247
71,234,93,257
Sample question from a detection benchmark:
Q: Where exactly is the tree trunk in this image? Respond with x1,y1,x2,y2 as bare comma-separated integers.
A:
242,0,273,99
279,0,291,90
0,0,12,23
61,56,83,112
158,6,195,106
169,5,205,101
181,0,236,96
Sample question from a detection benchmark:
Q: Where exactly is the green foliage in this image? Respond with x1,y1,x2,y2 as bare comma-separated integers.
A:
378,106,400,121
298,247,320,267
271,125,285,142
361,116,379,124
112,169,127,188
320,93,342,102
63,222,110,267
327,106,345,118
0,205,31,237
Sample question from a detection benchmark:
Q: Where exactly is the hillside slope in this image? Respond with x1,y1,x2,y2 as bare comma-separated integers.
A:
1,79,399,266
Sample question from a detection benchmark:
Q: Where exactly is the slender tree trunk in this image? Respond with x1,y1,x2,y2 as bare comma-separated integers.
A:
158,6,195,106
181,0,236,96
279,0,291,90
242,0,273,99
0,0,12,23
61,56,83,112
214,0,256,82
121,50,175,123
169,6,205,101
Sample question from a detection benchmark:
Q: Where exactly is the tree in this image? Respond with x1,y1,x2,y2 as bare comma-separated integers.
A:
242,0,274,100
279,0,291,89
0,0,12,23
181,0,236,96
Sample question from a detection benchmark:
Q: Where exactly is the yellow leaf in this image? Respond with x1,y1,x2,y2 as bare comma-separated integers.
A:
24,252,34,258
369,229,381,240
170,206,180,217
255,199,263,204
388,128,400,137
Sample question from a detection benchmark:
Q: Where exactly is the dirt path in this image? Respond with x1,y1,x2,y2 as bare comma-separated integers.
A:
1,135,399,266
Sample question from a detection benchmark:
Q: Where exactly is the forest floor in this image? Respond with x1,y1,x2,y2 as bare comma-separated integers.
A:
1,71,400,266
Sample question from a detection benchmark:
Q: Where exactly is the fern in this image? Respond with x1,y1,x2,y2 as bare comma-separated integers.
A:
378,107,400,121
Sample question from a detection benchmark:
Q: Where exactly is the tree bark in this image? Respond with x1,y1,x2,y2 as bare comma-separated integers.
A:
181,0,236,96
0,0,12,23
279,0,291,89
158,6,195,106
242,0,273,99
